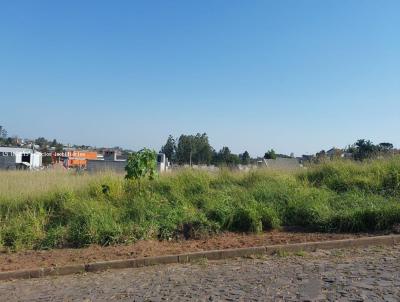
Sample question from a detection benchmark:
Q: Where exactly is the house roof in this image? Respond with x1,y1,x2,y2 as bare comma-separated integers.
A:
264,158,300,169
0,147,41,155
326,147,342,154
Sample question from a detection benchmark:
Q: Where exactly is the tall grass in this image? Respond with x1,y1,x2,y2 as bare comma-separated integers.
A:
0,157,399,251
0,170,102,202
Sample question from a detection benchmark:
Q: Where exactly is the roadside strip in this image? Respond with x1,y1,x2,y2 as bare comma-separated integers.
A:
1,234,399,281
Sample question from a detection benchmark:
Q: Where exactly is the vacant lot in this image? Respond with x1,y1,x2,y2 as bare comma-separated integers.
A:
0,158,400,251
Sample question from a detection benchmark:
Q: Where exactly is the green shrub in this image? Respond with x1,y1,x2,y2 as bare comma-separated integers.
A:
227,205,262,233
0,209,47,250
66,201,123,247
327,204,400,232
40,225,68,249
258,206,281,230
204,195,233,228
382,167,400,196
301,158,400,197
180,211,218,239
281,187,334,229
156,205,186,240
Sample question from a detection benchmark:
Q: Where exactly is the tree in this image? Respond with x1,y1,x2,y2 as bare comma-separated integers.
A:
161,135,176,163
264,149,277,160
175,133,213,165
0,125,7,139
125,148,158,191
176,135,195,165
239,151,251,165
0,125,7,145
351,139,378,161
50,139,58,147
378,142,394,154
191,133,213,165
213,147,240,166
55,143,64,153
35,137,48,149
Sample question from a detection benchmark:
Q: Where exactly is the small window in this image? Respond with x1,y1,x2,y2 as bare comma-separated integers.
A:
22,153,31,163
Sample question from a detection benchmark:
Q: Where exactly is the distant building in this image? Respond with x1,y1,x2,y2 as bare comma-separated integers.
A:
301,154,315,162
157,153,170,172
87,150,170,173
51,150,98,169
102,149,127,161
0,147,42,170
263,158,301,170
343,152,353,159
326,148,343,158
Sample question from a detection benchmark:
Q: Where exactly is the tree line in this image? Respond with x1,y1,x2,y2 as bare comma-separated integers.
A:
347,139,395,161
160,133,266,166
2,125,397,166
314,139,396,162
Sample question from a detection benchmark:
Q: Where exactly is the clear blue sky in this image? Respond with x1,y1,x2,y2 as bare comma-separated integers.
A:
1,1,399,156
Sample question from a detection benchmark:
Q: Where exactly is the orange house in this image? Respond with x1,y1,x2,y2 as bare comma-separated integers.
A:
52,151,98,169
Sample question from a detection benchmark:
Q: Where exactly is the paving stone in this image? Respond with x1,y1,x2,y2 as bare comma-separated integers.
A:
0,244,399,301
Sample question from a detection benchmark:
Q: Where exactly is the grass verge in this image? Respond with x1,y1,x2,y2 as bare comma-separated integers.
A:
0,158,400,251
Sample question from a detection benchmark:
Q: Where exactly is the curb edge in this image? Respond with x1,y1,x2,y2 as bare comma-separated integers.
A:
0,234,398,281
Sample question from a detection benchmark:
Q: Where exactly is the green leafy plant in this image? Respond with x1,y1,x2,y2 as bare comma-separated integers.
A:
125,148,158,191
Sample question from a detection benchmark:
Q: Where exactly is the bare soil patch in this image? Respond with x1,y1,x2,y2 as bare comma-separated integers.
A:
0,231,369,272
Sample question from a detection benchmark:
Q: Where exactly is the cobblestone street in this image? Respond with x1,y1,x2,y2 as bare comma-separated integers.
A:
1,244,399,301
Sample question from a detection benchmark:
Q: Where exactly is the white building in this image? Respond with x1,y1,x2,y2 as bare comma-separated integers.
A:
0,147,42,170
157,153,170,172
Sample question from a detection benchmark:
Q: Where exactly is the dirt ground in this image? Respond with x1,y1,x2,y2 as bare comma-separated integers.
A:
0,230,369,272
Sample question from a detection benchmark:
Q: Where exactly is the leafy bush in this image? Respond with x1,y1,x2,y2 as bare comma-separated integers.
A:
258,206,281,230
125,148,157,183
227,205,262,233
66,201,124,247
40,225,68,249
1,209,47,250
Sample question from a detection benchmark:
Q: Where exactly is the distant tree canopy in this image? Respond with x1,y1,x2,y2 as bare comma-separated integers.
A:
160,135,175,162
378,142,394,153
0,127,21,147
0,125,7,140
164,133,214,165
264,149,277,160
160,133,254,166
212,146,240,166
74,136,396,165
174,135,193,164
50,139,58,147
355,139,377,160
35,137,48,149
316,150,327,160
55,143,64,153
347,139,394,161
0,126,7,145
239,151,251,165
2,125,397,167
